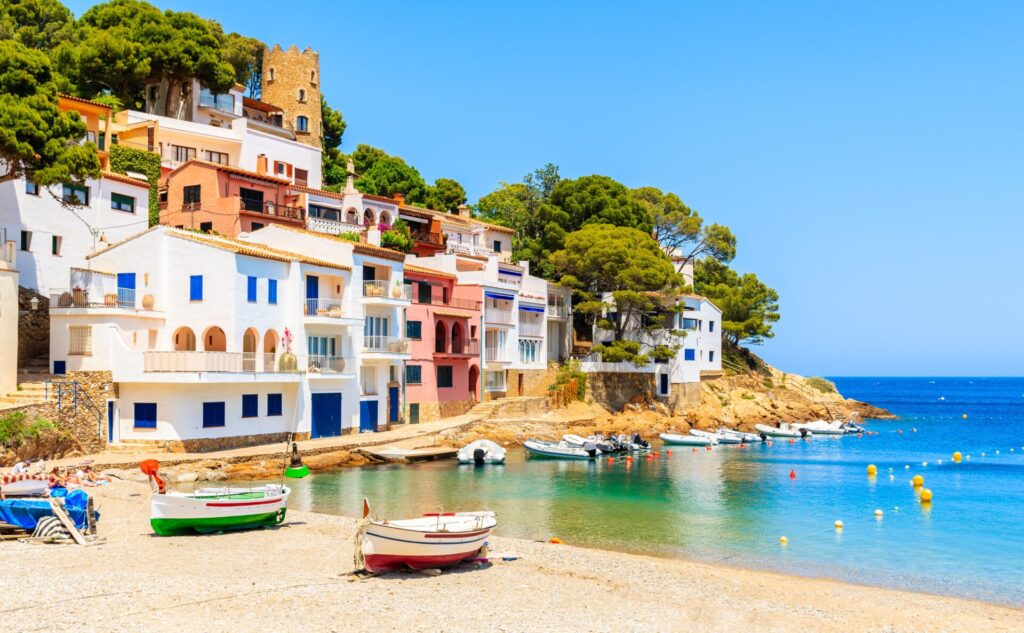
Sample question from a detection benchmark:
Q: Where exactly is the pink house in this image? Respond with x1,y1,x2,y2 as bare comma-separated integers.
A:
404,265,482,423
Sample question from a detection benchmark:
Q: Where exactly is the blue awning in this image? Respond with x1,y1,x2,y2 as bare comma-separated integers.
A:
485,291,515,301
519,305,545,313
498,268,523,277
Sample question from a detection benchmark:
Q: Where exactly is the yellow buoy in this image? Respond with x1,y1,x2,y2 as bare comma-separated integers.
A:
962,414,967,419
866,464,877,476
912,475,924,487
874,509,883,518
834,520,844,529
548,537,563,544
952,451,962,463
779,536,788,545
920,488,933,503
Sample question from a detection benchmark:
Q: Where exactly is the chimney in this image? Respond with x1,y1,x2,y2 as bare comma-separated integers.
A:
392,192,405,205
457,204,471,218
344,159,357,194
256,154,268,176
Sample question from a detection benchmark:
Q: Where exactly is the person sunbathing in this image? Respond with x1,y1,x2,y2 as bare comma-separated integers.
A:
81,466,109,484
48,467,67,489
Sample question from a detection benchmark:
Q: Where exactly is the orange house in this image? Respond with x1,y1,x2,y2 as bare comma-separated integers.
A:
159,160,305,236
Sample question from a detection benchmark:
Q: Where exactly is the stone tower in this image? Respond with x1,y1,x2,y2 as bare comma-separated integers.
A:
261,44,322,149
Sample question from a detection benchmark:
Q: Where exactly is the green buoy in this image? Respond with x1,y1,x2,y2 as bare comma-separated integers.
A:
284,442,310,478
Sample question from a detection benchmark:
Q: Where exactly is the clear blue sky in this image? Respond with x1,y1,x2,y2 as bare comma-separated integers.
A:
67,1,1024,376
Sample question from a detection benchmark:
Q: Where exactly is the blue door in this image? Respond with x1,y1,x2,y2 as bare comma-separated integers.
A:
107,401,115,443
660,373,669,396
306,275,319,299
311,392,342,438
359,400,378,432
53,360,66,376
116,272,136,307
388,386,399,423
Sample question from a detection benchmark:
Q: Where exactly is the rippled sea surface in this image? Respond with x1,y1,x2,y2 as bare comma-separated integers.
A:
287,377,1024,606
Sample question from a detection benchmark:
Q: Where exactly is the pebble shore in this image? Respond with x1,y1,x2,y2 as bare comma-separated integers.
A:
1,481,1018,632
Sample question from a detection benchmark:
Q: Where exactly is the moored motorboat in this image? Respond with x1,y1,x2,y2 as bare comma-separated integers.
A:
794,420,846,436
457,440,506,464
524,439,597,459
355,499,496,573
142,460,290,536
659,433,714,447
562,434,617,453
754,423,809,439
718,428,763,443
690,429,741,445
615,433,651,451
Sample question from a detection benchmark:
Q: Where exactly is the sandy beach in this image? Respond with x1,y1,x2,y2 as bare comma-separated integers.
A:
0,481,1018,632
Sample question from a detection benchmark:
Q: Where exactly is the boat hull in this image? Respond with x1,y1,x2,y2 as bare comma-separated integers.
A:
660,433,712,446
754,424,804,438
524,440,593,460
150,486,289,536
0,475,48,497
360,516,495,573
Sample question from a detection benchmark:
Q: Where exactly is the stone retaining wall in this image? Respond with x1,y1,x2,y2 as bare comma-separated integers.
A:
18,287,49,365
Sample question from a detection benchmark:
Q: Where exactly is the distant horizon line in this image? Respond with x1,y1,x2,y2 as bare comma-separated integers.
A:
824,375,1024,379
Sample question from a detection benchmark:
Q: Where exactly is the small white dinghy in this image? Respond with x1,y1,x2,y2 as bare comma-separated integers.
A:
718,428,763,443
690,429,742,445
355,499,496,574
660,433,714,447
794,420,846,436
524,439,597,459
754,423,809,439
457,440,506,465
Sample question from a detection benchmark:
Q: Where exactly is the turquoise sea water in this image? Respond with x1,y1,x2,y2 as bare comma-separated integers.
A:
287,377,1024,606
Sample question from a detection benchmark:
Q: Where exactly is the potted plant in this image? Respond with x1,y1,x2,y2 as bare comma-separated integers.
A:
279,328,298,371
142,294,155,310
72,286,87,307
390,280,403,299
104,293,118,306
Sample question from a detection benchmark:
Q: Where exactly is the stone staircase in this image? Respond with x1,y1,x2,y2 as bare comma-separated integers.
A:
0,376,54,411
103,439,186,455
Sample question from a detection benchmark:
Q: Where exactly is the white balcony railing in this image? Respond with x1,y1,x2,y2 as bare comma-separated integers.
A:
363,336,410,354
437,338,480,356
486,308,515,325
307,215,363,236
519,320,545,337
485,346,511,362
144,351,349,374
548,303,569,319
446,242,494,258
363,280,411,301
304,298,347,318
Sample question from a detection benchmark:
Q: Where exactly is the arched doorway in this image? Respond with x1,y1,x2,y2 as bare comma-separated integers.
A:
202,326,227,352
434,320,447,353
242,328,259,371
451,321,464,354
468,365,480,402
363,208,376,227
173,327,196,351
346,208,359,225
263,329,279,371
379,210,391,229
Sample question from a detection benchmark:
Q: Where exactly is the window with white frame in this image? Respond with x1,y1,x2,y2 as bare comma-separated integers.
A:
519,339,541,364
485,370,506,392
69,326,92,356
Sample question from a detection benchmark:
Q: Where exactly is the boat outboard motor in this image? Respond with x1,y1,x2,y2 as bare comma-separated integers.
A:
632,433,650,449
473,448,486,465
799,428,810,438
759,432,768,442
583,441,598,459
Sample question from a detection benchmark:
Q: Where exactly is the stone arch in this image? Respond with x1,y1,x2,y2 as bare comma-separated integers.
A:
345,207,360,224
363,208,376,226
242,327,259,371
434,320,448,353
202,326,227,352
468,365,480,402
379,210,391,227
173,326,196,351
451,321,464,354
263,329,279,371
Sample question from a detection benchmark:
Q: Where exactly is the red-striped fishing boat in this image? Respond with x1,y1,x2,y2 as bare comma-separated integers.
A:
355,499,497,573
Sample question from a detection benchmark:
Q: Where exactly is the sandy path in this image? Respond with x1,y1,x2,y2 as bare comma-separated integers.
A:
0,482,1018,632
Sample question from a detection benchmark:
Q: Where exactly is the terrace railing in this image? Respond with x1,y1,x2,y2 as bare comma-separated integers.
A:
362,280,412,301
50,287,151,310
363,336,410,354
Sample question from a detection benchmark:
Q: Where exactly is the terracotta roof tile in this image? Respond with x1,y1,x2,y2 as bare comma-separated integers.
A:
165,159,291,185
362,194,400,205
58,93,111,110
260,224,406,262
432,309,475,319
290,184,344,200
167,228,351,270
102,171,151,188
404,264,456,280
243,96,284,114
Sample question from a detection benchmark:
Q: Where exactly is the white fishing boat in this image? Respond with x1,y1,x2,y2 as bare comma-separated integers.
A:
659,433,714,447
457,440,506,464
794,420,847,436
524,439,597,459
0,474,49,497
754,423,809,439
691,429,742,445
355,499,497,573
718,428,763,443
141,460,290,536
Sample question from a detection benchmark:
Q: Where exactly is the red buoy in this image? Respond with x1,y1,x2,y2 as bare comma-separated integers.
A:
790,469,796,480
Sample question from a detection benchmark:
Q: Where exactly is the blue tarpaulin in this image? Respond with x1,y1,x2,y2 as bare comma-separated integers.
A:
0,490,94,530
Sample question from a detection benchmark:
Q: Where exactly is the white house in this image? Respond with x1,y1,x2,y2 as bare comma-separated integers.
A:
0,240,18,397
46,225,401,449
0,173,151,296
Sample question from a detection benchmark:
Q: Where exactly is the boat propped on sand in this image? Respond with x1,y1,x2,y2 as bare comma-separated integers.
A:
457,440,506,465
524,439,598,460
355,499,497,574
141,460,290,536
0,473,49,497
659,433,714,447
754,423,809,439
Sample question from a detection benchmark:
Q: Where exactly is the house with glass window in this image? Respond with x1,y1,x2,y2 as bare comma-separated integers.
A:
47,224,373,449
0,94,152,296
402,264,482,423
582,292,722,409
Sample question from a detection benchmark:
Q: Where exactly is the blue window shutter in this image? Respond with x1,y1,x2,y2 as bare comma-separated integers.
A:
247,276,257,302
406,320,421,339
406,365,422,384
134,403,157,428
268,279,277,304
189,275,203,301
242,394,258,418
709,321,715,332
267,393,282,416
203,402,226,427
437,366,453,388
684,348,696,361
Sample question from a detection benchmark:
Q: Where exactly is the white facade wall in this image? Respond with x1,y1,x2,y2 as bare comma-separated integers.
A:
238,123,322,189
0,176,150,295
0,241,18,395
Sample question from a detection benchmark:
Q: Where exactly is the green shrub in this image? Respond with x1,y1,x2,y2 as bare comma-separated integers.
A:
109,144,162,227
805,376,837,393
0,412,57,449
553,359,587,401
336,231,361,242
380,219,413,253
